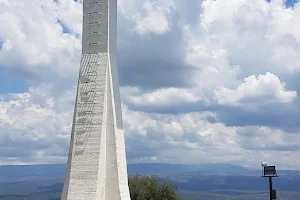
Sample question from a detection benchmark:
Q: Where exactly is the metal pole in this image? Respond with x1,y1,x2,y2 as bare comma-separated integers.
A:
269,176,273,200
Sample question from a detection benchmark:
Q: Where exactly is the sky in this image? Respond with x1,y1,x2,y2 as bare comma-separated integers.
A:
0,0,300,169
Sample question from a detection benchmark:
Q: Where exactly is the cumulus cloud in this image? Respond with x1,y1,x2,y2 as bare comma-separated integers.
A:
122,87,201,106
0,0,81,79
195,0,300,75
0,0,300,168
237,126,300,151
56,0,83,34
0,84,74,165
214,72,297,106
123,106,240,164
118,0,174,36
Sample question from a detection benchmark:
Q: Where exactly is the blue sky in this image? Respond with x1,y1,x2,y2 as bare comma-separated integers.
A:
266,0,298,7
57,20,72,34
0,67,28,93
285,0,299,7
0,44,28,93
0,0,300,169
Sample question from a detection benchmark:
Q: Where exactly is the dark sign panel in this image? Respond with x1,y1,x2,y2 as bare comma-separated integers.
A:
264,166,276,177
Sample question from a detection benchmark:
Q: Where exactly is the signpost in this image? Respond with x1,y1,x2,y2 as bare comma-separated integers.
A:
261,162,278,200
264,166,277,177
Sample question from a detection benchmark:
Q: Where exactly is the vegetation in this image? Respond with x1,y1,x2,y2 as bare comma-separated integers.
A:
128,175,180,200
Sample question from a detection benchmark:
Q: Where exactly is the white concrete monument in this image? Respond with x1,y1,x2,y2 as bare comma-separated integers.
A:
61,0,131,199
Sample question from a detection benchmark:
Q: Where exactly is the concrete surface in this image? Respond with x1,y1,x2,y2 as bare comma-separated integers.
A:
61,0,131,199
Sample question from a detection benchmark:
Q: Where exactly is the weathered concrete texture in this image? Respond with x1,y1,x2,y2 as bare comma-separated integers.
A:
61,0,131,199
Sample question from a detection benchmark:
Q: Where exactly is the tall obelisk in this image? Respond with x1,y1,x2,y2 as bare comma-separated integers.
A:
61,0,131,199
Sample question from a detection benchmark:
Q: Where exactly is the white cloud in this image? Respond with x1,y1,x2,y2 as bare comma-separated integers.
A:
123,106,241,164
237,126,300,151
122,86,201,107
193,0,300,75
179,0,300,110
214,72,297,106
0,84,74,164
0,0,300,169
56,0,83,34
118,0,174,36
119,0,300,168
124,105,300,168
236,126,300,168
0,0,81,78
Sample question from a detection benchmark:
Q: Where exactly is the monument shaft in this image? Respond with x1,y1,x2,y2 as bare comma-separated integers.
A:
61,0,131,199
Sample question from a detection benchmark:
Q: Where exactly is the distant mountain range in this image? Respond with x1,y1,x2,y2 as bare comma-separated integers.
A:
127,163,256,175
1,162,299,179
0,163,253,182
0,163,300,200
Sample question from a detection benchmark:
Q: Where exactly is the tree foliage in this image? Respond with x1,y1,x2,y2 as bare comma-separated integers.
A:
128,175,180,200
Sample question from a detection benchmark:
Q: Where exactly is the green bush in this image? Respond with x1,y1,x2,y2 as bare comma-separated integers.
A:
128,175,180,200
